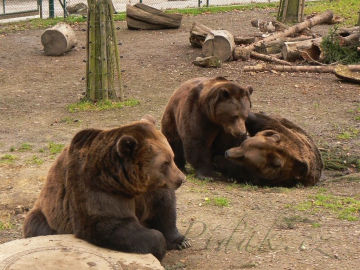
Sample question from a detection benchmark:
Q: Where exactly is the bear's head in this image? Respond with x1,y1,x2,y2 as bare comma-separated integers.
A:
224,130,308,185
69,117,185,196
200,77,253,137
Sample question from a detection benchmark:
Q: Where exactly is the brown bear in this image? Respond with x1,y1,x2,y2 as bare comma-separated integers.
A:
215,112,323,186
161,76,253,179
23,118,190,261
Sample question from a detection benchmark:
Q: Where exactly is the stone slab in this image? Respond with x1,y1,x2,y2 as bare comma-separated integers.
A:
0,234,164,270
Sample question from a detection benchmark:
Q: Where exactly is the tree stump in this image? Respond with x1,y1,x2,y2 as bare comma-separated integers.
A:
189,22,213,48
202,30,235,62
41,22,77,56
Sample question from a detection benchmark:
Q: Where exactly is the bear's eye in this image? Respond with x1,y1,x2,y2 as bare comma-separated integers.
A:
161,161,170,172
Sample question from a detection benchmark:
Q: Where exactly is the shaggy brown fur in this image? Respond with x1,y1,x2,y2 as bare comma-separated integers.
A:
216,112,323,186
23,118,190,260
161,77,253,179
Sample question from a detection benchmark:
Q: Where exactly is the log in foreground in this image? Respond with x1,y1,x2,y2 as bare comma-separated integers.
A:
41,22,77,56
234,10,334,60
126,3,182,30
243,64,360,73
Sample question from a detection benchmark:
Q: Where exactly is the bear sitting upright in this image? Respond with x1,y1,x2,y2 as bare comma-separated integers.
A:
218,112,323,186
23,117,190,261
161,76,253,179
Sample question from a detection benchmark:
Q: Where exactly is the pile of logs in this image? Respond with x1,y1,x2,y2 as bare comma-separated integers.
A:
190,10,360,77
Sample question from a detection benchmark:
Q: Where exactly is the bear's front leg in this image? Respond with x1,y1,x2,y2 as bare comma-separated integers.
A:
144,189,191,250
183,138,217,179
85,217,167,261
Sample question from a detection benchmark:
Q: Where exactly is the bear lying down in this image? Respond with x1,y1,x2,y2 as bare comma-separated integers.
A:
215,112,323,187
23,117,190,260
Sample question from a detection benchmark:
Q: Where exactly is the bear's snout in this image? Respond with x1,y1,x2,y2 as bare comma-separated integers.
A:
175,172,186,188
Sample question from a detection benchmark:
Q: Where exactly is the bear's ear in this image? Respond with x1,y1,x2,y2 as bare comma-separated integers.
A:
140,114,156,125
70,128,102,150
116,135,138,158
294,159,308,179
218,88,230,100
263,130,281,143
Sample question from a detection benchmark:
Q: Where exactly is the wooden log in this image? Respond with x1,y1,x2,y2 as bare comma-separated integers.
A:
126,4,182,29
202,30,235,62
193,56,221,68
41,22,77,56
126,16,165,30
334,65,360,83
243,64,360,73
189,22,213,48
281,37,322,61
234,10,334,60
234,36,256,45
250,51,292,65
339,32,360,46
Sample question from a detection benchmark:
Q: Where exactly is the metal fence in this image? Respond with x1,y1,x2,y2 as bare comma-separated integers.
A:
1,0,278,22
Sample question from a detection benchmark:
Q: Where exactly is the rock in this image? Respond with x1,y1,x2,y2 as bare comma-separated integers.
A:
0,234,164,270
193,56,222,68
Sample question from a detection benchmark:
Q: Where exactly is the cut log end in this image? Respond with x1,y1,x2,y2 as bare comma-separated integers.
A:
41,23,77,56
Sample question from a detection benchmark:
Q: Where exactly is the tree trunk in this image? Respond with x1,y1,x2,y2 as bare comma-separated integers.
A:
86,0,122,102
41,22,77,56
277,0,305,23
126,3,182,29
202,30,235,62
234,10,334,60
243,64,360,73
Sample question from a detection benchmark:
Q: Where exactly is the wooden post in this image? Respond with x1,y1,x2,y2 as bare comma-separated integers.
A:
85,0,122,102
277,0,304,23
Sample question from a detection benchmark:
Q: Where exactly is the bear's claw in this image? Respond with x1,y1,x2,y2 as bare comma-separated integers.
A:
177,238,191,250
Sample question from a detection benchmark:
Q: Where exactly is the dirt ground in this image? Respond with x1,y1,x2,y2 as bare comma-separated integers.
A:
0,8,360,270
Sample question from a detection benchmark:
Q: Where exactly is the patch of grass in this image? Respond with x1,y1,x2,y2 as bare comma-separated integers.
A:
321,26,360,64
48,142,65,155
305,0,359,26
238,183,259,191
186,173,213,186
18,143,33,152
312,222,322,228
293,192,360,221
239,263,257,269
0,3,277,34
166,2,277,16
67,99,140,113
26,155,44,166
320,146,360,171
0,154,17,164
204,196,230,207
0,16,87,34
0,218,14,230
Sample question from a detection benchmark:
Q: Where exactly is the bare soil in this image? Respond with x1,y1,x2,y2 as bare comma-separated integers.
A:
1,8,360,270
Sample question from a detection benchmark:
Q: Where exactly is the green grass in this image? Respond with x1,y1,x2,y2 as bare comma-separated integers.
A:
0,154,17,164
48,142,65,155
321,26,360,64
67,99,140,113
320,146,360,171
0,2,277,34
26,155,44,166
59,117,80,124
0,219,14,230
18,143,33,152
305,0,359,26
293,192,360,221
204,196,230,207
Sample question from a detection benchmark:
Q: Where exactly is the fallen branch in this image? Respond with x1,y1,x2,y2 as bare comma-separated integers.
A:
250,51,292,65
234,10,334,60
243,64,360,73
334,65,360,83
